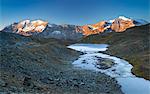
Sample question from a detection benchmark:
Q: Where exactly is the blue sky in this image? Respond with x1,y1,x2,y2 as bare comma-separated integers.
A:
0,0,149,29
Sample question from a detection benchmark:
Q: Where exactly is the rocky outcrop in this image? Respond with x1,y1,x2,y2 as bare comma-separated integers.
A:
11,20,48,36
77,21,110,36
111,16,135,32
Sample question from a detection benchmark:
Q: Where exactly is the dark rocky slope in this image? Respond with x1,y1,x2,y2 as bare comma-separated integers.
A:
81,24,150,80
0,32,123,94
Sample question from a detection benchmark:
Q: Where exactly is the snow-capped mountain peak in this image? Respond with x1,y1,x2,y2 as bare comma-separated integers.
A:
76,16,149,35
108,16,132,23
108,20,115,23
118,16,132,21
14,19,48,35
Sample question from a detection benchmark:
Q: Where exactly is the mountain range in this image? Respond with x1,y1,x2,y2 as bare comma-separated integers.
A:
77,16,148,35
1,16,148,40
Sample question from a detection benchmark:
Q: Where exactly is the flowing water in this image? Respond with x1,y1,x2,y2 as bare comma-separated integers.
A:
67,43,150,94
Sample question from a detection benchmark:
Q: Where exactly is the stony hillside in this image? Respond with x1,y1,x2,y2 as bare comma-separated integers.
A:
0,32,123,94
80,24,150,80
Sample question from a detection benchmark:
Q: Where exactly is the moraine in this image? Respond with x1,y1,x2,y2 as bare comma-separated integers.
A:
67,43,150,94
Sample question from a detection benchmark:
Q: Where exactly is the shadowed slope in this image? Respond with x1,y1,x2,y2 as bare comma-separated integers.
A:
81,24,150,80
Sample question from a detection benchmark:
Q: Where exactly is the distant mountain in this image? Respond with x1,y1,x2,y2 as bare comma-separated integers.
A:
38,24,83,40
1,20,83,40
76,16,149,35
2,20,48,36
1,16,149,39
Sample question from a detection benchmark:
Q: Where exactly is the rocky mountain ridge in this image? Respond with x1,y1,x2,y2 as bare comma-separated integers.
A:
1,16,149,39
76,16,149,35
2,20,83,40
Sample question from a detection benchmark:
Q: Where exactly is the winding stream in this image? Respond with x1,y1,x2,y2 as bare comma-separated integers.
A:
67,43,150,94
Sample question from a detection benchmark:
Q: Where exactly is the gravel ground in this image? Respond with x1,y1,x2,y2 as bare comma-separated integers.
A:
0,32,123,94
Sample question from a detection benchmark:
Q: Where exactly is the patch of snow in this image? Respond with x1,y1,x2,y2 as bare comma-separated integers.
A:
35,25,45,32
31,20,45,24
88,25,98,30
23,25,35,32
109,19,115,23
52,31,62,34
19,20,30,26
134,19,149,26
48,24,53,27
16,19,48,33
118,16,132,21
68,44,108,53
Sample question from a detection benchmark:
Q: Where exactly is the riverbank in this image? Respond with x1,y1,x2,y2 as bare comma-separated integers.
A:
68,43,150,94
80,24,150,80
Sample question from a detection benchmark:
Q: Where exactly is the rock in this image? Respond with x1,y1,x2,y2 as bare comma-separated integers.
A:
80,82,85,85
96,59,115,69
76,21,108,36
112,69,116,71
40,77,54,84
82,60,87,63
0,79,6,87
23,77,32,87
111,17,135,32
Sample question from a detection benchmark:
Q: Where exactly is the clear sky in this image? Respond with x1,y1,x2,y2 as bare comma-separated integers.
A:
0,0,149,30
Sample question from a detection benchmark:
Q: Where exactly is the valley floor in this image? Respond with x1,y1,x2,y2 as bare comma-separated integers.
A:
0,32,123,94
68,43,150,94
